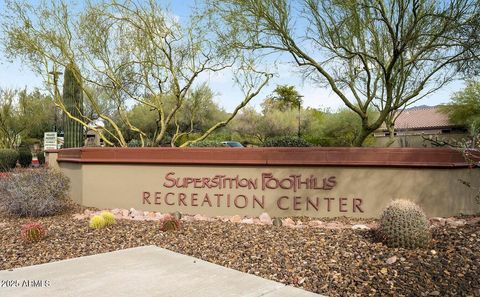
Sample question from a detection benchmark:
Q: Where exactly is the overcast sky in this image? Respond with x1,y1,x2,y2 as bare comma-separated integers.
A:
0,0,466,112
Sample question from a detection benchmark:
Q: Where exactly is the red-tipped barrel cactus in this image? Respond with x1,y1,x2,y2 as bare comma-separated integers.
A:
21,221,47,242
160,214,181,232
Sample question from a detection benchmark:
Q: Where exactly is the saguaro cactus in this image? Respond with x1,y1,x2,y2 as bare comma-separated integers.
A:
62,63,84,148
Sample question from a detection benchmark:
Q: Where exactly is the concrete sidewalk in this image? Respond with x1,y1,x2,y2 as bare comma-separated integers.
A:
0,246,323,297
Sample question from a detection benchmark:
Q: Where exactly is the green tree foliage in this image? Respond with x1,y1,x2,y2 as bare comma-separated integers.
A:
124,84,229,146
232,104,375,147
0,88,55,149
457,11,480,77
231,106,300,144
439,80,480,148
309,108,376,147
440,80,480,128
23,91,57,140
211,0,478,146
263,136,311,147
263,85,302,112
0,89,24,148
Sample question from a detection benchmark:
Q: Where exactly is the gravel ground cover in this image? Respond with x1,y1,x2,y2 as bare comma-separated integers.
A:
1,208,479,297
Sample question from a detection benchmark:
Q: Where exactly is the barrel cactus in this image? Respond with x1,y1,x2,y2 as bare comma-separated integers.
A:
101,211,116,226
21,221,47,242
377,199,431,249
160,214,180,232
89,215,106,229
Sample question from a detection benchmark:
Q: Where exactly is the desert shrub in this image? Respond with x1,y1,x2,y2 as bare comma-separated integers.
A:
127,139,154,147
272,217,283,227
0,149,18,172
172,211,182,220
37,152,46,165
189,140,224,147
89,215,106,229
18,147,33,167
0,168,71,217
263,136,312,147
160,214,181,231
101,211,116,226
127,139,142,147
21,221,47,242
377,199,431,249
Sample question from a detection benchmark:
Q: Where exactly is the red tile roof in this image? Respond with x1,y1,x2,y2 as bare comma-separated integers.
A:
387,106,454,130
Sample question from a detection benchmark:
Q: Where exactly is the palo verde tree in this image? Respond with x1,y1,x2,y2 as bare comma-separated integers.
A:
456,7,480,77
1,0,270,147
211,0,479,146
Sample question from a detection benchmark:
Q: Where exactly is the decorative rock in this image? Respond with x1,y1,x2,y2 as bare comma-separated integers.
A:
229,215,242,223
73,214,87,220
110,208,121,215
308,220,323,227
293,225,307,229
324,222,344,229
122,209,130,217
147,212,156,219
386,256,397,265
430,217,447,226
155,214,167,221
84,209,91,215
131,210,144,218
194,214,208,221
282,218,295,227
447,219,466,228
466,217,480,225
430,250,437,255
352,224,370,230
241,218,254,224
259,212,272,225
182,215,195,222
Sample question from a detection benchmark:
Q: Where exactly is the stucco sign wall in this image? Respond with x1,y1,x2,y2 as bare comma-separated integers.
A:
49,147,480,218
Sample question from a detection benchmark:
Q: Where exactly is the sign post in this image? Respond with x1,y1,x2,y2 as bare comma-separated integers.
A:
44,132,58,150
